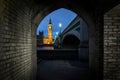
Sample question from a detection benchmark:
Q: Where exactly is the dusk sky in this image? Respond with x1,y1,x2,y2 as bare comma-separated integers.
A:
36,8,77,39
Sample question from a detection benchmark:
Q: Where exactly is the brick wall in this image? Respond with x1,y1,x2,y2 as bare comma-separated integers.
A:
0,0,35,80
104,4,120,80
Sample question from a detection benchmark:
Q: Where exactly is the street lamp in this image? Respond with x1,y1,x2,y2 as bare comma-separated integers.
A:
59,23,62,48
59,23,62,34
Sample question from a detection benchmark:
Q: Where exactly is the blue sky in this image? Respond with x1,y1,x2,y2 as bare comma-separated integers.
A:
36,8,77,39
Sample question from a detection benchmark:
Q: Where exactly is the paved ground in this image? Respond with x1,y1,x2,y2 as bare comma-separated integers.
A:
37,60,89,80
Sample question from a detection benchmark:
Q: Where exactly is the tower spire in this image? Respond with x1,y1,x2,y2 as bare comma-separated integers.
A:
49,18,52,24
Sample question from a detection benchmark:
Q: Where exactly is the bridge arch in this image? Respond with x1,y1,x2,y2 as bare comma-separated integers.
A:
62,34,80,49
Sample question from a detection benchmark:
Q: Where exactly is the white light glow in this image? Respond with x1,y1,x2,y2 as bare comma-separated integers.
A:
56,32,59,35
59,23,62,28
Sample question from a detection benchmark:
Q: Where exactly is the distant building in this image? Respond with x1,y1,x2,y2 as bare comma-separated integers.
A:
37,19,54,45
37,31,43,45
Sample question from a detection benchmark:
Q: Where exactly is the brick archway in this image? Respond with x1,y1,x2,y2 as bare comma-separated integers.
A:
0,0,119,80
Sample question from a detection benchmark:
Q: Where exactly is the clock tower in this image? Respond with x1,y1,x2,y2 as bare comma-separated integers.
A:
48,18,53,44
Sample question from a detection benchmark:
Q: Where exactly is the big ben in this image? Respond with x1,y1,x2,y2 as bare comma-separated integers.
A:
48,18,53,44
42,18,53,44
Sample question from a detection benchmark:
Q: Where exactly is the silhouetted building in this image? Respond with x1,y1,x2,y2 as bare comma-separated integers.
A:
37,31,44,45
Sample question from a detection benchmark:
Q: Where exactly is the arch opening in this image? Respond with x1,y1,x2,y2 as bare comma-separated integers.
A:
35,7,90,80
36,8,78,50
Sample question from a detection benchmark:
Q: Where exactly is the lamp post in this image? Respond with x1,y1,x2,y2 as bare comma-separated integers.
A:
59,23,62,33
59,23,62,48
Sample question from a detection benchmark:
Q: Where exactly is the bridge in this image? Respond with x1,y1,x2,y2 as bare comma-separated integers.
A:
53,16,89,61
54,16,88,49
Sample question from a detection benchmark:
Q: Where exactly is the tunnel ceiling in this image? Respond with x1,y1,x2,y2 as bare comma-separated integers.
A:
34,0,120,13
30,0,119,33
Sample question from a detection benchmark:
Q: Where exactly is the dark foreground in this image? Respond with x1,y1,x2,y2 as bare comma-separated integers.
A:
37,60,89,80
37,49,89,80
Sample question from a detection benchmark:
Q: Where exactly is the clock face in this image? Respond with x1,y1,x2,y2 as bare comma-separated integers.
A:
49,26,52,28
